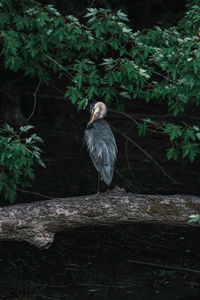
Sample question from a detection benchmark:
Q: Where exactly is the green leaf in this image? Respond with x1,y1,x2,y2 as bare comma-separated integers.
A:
38,159,46,168
20,125,35,133
65,86,83,104
138,122,147,136
182,143,200,162
166,148,179,160
5,124,14,133
77,98,87,110
30,134,43,143
164,123,182,141
196,132,200,140
183,128,196,142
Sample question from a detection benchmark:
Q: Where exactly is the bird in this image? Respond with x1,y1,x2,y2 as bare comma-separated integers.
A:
84,101,117,193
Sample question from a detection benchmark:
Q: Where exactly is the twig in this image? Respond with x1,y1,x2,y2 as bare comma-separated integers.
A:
153,70,174,83
128,259,200,275
75,0,98,17
45,55,73,79
109,109,164,134
113,127,178,184
25,80,41,121
158,0,172,14
108,108,139,126
52,84,65,96
17,188,52,199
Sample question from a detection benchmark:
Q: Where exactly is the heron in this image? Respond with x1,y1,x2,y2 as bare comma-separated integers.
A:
84,101,117,193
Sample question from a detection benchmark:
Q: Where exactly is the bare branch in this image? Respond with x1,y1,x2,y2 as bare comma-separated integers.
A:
17,188,52,200
113,126,178,184
45,55,73,79
25,80,41,121
128,259,200,275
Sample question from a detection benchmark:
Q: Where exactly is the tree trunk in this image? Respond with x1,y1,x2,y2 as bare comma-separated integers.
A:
0,188,200,249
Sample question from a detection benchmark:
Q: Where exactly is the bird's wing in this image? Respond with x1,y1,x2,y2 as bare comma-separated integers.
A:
84,121,117,185
92,140,114,185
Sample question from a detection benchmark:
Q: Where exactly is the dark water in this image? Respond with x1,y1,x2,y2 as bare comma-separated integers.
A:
0,224,200,299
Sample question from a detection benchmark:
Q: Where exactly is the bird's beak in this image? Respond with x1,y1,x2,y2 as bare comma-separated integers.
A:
90,113,95,123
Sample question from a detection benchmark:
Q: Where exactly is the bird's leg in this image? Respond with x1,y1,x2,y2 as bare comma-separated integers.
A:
96,174,100,196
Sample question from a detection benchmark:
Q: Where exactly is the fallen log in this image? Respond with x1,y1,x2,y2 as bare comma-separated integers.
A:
0,187,200,249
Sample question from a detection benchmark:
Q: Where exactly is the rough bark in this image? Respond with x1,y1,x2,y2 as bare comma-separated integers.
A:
0,188,200,249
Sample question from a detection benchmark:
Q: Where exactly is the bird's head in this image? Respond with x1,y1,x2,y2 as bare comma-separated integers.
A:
90,102,107,123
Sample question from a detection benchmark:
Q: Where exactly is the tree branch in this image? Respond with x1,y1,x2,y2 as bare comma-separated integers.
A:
25,80,40,121
0,189,200,249
113,127,178,184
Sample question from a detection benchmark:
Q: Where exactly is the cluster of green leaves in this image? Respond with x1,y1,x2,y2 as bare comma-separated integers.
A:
0,1,151,106
1,0,200,163
138,120,200,162
137,118,154,136
164,123,200,162
0,124,45,203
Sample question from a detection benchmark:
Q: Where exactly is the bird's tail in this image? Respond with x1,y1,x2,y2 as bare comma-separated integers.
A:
101,165,114,185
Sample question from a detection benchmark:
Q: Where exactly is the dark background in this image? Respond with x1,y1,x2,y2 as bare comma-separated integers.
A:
1,1,200,299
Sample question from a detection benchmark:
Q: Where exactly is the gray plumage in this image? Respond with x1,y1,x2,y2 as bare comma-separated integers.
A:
84,102,117,185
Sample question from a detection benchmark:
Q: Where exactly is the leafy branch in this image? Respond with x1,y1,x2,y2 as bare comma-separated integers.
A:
0,124,45,204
